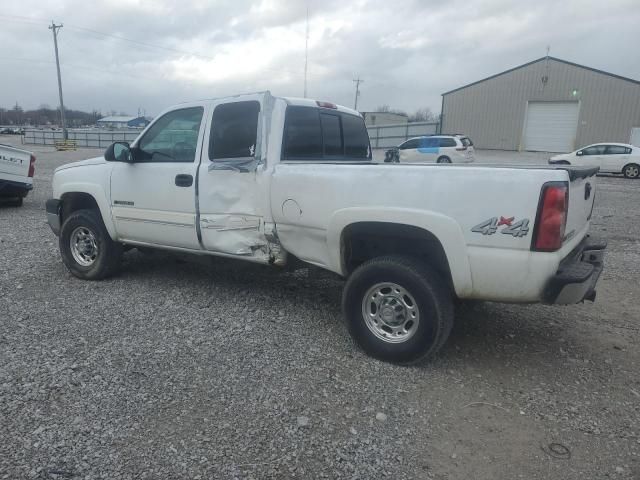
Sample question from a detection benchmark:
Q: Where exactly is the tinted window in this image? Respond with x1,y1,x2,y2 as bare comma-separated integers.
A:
283,106,370,160
461,137,473,147
343,114,370,158
210,101,260,160
605,145,630,155
439,138,456,148
321,114,343,156
400,139,420,150
419,137,438,148
283,107,322,158
582,145,607,155
137,107,203,162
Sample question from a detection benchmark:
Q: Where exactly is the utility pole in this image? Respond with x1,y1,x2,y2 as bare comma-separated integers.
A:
303,6,309,98
49,21,67,139
353,77,363,111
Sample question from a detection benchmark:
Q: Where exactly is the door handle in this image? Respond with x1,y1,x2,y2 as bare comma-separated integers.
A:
175,174,193,187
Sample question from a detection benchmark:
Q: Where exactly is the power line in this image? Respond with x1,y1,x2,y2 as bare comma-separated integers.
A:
353,77,363,110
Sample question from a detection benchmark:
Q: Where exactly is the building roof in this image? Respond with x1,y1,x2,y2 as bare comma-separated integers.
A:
97,116,140,123
442,56,640,96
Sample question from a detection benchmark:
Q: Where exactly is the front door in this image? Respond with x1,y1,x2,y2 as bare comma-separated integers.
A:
110,105,206,249
196,93,269,259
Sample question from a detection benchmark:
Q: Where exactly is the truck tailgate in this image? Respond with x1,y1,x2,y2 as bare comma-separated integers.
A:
563,166,598,243
0,144,32,181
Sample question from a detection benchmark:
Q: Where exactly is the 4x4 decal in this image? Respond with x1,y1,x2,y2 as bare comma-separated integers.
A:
472,216,530,237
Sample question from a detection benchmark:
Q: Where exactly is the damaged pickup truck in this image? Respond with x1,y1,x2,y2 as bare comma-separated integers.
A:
46,92,606,363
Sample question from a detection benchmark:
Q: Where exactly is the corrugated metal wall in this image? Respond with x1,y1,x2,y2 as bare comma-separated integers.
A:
441,58,640,151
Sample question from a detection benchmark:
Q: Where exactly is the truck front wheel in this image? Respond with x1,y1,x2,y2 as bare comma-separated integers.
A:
59,209,122,280
342,256,454,364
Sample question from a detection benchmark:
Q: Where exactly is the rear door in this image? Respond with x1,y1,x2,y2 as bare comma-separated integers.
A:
602,145,630,173
196,93,269,258
417,137,440,162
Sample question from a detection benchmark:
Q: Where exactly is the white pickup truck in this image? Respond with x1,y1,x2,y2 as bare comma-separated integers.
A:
1,143,36,206
46,92,606,363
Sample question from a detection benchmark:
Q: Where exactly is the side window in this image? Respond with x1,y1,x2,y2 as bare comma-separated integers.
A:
210,101,260,160
320,114,343,156
605,145,628,155
343,114,370,158
283,107,322,158
400,139,419,150
282,106,371,160
583,145,606,155
137,107,204,162
439,138,457,148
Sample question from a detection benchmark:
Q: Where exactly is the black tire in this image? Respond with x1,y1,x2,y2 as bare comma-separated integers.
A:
12,197,23,207
623,163,640,179
59,208,122,280
437,156,451,164
342,255,454,364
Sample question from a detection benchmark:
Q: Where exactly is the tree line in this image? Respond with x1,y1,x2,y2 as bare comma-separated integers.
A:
0,103,131,127
375,105,440,122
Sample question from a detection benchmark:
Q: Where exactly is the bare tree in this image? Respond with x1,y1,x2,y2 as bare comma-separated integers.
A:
408,107,438,122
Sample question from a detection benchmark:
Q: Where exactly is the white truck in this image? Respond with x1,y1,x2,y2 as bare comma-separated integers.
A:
46,92,606,363
0,143,36,206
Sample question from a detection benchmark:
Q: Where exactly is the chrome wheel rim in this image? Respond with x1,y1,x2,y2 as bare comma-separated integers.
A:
70,226,99,266
625,165,639,178
361,282,420,343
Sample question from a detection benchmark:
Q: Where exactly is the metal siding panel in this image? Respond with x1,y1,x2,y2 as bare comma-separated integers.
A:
442,58,640,150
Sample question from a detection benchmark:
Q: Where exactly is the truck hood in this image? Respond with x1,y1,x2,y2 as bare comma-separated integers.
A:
55,156,106,172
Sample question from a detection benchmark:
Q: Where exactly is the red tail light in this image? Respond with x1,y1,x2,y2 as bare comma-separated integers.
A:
28,154,36,178
532,183,568,251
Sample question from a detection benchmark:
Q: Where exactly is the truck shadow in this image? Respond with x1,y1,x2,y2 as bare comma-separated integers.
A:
119,249,582,369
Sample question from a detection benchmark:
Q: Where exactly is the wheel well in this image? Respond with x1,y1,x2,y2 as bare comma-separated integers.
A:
60,192,100,223
341,222,453,286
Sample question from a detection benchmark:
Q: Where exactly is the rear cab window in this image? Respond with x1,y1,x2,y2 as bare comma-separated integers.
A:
282,106,371,161
210,101,260,161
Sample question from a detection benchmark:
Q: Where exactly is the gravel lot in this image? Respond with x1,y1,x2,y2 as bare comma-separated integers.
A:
1,136,639,479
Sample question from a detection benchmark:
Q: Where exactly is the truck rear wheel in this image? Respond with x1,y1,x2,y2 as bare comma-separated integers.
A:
59,209,122,280
342,255,454,364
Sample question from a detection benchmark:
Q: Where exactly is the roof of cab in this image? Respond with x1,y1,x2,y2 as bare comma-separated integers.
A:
282,96,362,117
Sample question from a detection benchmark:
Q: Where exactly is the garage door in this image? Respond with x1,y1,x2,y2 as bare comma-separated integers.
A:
523,102,580,152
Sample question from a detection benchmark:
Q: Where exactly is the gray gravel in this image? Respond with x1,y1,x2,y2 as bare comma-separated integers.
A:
1,136,639,479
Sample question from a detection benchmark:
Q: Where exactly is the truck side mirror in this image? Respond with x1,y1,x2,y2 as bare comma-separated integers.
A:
105,142,133,162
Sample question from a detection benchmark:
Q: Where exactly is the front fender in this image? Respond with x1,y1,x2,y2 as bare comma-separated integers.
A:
326,207,473,297
53,175,115,240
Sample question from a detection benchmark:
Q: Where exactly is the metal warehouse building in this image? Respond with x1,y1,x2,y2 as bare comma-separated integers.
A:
440,56,640,152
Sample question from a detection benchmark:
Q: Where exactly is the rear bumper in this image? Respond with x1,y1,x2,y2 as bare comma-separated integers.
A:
46,198,61,236
0,179,33,197
543,235,606,304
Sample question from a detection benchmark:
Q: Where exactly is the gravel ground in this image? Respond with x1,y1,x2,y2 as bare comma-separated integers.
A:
1,136,639,479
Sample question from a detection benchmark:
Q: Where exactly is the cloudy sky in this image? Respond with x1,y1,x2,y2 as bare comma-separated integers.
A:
1,0,639,116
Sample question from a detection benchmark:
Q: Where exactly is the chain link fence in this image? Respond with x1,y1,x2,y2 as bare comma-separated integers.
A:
23,129,141,148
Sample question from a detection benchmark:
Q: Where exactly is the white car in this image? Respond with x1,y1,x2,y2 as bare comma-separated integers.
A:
549,143,640,179
46,92,605,364
0,143,35,206
398,135,475,164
